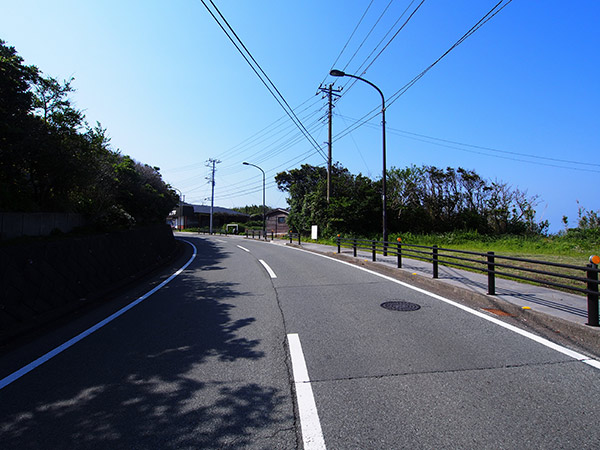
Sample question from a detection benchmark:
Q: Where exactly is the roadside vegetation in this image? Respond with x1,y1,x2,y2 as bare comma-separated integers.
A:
275,163,599,270
0,40,178,230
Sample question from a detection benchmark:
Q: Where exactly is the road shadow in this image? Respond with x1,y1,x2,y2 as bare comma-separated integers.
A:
0,237,295,449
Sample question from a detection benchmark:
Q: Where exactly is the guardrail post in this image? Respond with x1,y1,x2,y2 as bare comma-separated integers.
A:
289,232,292,244
487,252,496,295
372,241,376,261
353,238,357,257
397,240,402,269
383,241,388,257
432,245,438,278
298,232,301,245
271,231,274,240
337,235,341,253
586,263,599,327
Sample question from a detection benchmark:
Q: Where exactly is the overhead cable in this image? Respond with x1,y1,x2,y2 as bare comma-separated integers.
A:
333,0,514,142
200,0,327,160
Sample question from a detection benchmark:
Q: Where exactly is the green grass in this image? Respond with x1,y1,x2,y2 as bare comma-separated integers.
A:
389,230,599,264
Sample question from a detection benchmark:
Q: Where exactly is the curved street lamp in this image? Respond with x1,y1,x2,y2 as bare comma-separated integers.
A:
330,69,388,248
242,162,266,238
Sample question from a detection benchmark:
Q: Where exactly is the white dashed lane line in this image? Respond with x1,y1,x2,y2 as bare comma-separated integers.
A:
259,259,277,278
288,333,327,450
236,245,250,252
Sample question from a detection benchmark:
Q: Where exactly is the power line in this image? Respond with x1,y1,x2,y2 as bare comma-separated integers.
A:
335,113,600,173
387,0,513,108
319,0,376,87
199,0,327,160
341,0,396,74
162,96,323,179
354,0,425,77
337,0,425,98
215,96,322,162
332,0,514,142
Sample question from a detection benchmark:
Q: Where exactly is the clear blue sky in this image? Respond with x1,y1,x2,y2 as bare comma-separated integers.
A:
2,1,598,233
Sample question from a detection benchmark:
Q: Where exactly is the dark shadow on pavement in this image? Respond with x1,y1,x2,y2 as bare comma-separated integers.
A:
0,238,294,449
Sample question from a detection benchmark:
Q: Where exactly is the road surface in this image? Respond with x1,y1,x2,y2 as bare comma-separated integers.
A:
1,234,600,449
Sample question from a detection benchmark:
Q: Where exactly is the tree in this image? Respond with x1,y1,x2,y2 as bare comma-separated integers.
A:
387,164,546,235
577,202,600,230
0,39,178,228
275,163,380,236
0,39,40,210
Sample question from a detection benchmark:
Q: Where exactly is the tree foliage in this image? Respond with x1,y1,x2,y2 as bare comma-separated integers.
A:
275,163,380,236
0,40,177,228
387,165,547,235
276,162,548,238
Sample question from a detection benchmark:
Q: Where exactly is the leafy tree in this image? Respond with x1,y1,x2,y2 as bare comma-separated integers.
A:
0,39,39,209
387,165,546,235
576,202,600,230
0,40,178,228
275,163,380,236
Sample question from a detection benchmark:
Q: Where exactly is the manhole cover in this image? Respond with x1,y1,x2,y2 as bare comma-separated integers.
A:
381,301,421,312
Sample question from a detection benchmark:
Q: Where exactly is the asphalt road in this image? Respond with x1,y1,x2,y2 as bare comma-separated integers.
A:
2,234,600,449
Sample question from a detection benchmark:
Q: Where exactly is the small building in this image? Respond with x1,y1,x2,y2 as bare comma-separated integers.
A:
168,203,248,231
265,208,289,235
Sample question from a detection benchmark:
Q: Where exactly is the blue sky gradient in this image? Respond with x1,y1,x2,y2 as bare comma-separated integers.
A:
1,1,598,232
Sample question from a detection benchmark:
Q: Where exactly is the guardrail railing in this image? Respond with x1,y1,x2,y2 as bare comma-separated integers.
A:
335,236,600,327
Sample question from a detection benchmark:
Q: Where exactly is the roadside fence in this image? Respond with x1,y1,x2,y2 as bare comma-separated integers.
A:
335,236,600,327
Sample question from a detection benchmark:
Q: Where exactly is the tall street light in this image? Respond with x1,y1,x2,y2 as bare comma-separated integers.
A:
243,162,266,238
330,69,388,248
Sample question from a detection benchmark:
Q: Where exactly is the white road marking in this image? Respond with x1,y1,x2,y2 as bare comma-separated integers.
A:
287,333,327,450
216,239,226,243
259,259,277,278
282,245,600,370
0,240,198,391
236,245,250,252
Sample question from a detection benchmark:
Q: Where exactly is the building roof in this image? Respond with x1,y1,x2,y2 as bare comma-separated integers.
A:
266,208,289,216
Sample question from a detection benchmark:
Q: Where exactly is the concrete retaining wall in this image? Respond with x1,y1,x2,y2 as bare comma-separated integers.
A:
0,224,176,344
0,213,86,240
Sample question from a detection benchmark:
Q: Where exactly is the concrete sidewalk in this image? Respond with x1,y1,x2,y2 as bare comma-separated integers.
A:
281,239,593,328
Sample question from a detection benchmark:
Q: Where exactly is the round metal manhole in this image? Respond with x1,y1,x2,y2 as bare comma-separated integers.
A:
380,301,421,312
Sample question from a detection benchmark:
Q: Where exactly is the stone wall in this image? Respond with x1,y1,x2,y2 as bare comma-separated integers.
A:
0,224,177,344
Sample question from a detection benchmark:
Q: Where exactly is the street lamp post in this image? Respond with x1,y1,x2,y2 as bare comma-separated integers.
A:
330,69,388,249
243,162,266,239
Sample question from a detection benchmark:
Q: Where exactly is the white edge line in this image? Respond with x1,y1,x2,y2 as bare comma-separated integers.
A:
287,333,327,450
259,259,277,278
282,244,600,369
236,245,250,252
0,239,198,390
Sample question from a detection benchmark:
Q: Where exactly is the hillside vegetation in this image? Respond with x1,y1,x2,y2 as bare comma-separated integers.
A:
0,40,177,229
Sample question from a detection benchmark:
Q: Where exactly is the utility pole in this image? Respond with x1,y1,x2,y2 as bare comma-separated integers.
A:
207,158,221,234
318,83,342,202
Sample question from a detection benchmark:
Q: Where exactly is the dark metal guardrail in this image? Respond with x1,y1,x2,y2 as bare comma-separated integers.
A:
244,230,273,240
194,228,270,238
335,236,600,327
196,229,230,236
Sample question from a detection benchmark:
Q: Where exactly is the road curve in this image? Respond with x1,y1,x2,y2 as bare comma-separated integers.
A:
1,234,600,449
